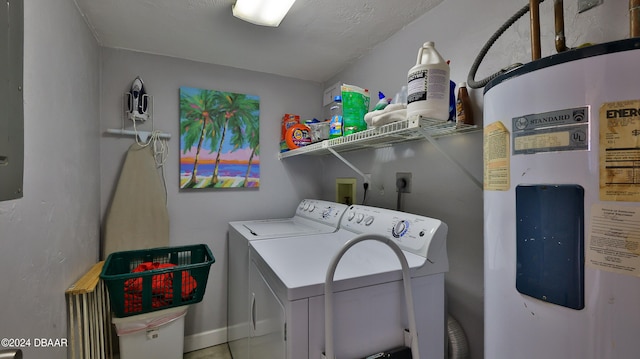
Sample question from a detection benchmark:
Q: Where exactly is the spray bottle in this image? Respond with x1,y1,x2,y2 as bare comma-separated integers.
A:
374,91,390,111
328,96,343,139
406,42,450,121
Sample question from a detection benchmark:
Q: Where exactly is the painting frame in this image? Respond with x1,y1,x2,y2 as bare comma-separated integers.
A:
179,86,260,189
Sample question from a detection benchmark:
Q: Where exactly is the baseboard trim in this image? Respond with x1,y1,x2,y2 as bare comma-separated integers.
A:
184,327,227,353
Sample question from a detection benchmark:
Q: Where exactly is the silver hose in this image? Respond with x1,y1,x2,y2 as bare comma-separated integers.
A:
447,314,470,359
467,1,546,88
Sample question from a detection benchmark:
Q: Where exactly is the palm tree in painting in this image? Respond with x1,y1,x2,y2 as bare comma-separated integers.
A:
179,90,219,188
242,118,260,187
207,92,259,187
228,107,260,187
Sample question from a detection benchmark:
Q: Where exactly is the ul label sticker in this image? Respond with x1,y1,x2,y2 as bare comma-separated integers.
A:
512,107,590,155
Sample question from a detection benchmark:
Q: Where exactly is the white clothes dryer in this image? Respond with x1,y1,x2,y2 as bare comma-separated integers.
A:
228,199,348,359
248,205,449,359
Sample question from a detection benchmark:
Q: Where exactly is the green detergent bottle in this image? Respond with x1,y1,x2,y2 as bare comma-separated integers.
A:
341,84,370,135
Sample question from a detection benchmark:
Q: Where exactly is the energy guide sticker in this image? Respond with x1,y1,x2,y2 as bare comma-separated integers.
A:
599,99,640,202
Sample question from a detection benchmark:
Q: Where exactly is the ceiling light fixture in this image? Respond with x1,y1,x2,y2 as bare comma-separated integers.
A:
232,0,296,27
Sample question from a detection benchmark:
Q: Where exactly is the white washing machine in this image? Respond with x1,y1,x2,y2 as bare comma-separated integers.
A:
228,199,348,359
248,205,449,359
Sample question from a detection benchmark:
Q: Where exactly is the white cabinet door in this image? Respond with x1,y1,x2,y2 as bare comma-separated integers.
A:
249,260,286,359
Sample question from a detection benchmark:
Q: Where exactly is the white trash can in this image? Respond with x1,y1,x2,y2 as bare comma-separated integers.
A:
112,306,188,359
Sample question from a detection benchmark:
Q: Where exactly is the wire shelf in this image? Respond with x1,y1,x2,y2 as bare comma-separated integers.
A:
278,116,478,159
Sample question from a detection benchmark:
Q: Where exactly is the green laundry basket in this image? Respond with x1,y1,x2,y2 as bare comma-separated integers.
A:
100,244,215,317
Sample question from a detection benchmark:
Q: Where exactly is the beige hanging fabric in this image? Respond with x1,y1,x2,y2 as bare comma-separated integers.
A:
102,143,169,259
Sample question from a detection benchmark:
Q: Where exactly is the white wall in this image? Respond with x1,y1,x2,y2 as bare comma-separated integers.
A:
0,0,101,358
320,1,630,358
99,48,325,344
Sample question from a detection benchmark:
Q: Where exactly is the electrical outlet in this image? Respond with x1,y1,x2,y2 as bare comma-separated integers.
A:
364,173,372,184
396,172,412,193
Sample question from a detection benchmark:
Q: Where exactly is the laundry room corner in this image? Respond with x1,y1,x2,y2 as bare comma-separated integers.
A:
4,0,636,358
98,48,326,344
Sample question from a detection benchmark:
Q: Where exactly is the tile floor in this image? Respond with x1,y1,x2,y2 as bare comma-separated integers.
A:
183,343,232,359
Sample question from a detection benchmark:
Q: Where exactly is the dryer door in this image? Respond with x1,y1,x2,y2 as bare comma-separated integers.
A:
228,230,251,359
249,261,286,359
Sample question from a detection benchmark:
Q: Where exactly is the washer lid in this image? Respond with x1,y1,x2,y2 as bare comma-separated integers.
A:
250,230,428,301
230,216,335,239
228,199,348,240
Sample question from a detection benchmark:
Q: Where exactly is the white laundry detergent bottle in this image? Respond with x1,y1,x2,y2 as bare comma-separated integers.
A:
406,41,450,121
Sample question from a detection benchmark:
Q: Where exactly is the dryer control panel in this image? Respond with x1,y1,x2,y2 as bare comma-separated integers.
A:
340,205,448,259
295,199,349,226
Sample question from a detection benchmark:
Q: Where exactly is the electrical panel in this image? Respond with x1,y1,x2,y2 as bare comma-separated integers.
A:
0,0,24,201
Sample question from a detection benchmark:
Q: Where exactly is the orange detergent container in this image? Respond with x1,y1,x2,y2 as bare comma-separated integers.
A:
281,114,300,140
281,114,300,152
284,124,312,150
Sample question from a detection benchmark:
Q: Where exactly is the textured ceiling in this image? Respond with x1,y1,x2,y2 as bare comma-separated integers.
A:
73,0,444,82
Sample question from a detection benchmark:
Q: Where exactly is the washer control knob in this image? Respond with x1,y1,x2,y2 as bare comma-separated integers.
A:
356,213,365,223
309,204,315,212
322,208,331,218
392,220,409,238
303,203,310,211
364,216,375,226
347,212,356,221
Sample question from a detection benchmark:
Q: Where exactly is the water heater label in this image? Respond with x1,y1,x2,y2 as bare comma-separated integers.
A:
483,121,510,191
599,99,640,202
511,107,589,155
587,203,640,277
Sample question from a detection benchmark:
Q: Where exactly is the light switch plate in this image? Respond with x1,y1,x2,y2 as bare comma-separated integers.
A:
335,178,356,205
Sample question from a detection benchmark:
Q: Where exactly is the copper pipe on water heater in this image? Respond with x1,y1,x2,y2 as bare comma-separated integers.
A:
632,0,640,38
554,0,567,52
530,0,542,60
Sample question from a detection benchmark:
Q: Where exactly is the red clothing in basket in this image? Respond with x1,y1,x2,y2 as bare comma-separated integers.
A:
123,262,197,313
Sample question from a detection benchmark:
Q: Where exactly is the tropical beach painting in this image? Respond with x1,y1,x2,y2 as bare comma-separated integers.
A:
179,87,260,189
